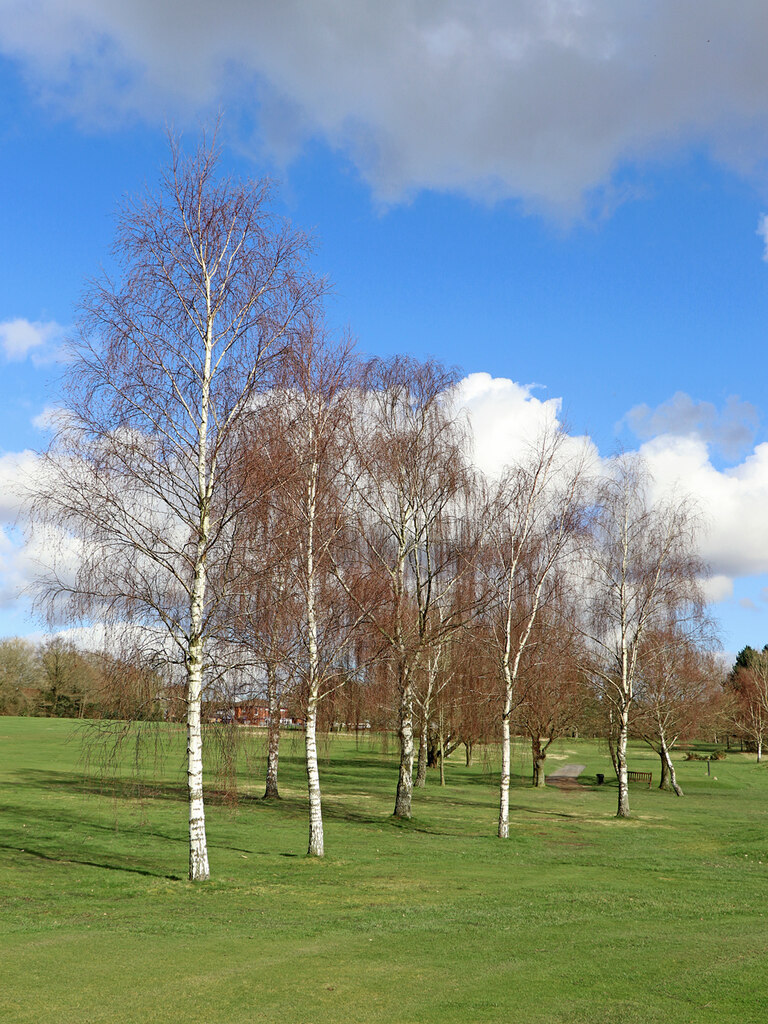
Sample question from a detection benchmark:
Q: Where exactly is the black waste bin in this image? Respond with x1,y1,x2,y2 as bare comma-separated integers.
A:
596,773,605,785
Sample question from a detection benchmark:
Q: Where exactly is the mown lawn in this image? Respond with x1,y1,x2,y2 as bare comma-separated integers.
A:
2,717,767,1023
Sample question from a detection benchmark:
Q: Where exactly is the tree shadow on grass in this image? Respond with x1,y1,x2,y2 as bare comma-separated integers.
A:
319,755,400,776
0,793,267,864
0,842,184,880
10,765,598,862
16,768,188,803
15,768,286,810
460,769,571,789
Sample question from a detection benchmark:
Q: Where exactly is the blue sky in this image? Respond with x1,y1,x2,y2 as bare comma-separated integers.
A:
2,1,768,654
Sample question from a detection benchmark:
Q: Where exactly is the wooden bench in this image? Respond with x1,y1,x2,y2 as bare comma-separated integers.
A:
627,770,652,788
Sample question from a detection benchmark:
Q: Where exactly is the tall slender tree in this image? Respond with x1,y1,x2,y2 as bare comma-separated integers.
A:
482,429,589,838
635,627,717,795
349,357,476,819
578,455,706,818
259,320,364,856
30,128,320,880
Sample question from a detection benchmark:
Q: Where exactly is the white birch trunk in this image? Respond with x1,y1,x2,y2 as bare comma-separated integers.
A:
186,297,213,881
498,693,511,839
304,457,324,857
616,704,630,818
305,691,324,856
394,668,414,818
415,710,429,788
497,571,541,835
661,739,683,796
186,631,210,882
264,664,280,799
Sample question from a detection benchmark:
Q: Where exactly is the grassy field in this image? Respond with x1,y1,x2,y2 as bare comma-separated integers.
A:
2,717,768,1024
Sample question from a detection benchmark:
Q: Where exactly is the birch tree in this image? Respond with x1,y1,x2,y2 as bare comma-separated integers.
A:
231,496,299,800
483,430,589,838
635,629,717,795
579,455,705,818
350,357,476,819
260,322,363,856
30,129,319,880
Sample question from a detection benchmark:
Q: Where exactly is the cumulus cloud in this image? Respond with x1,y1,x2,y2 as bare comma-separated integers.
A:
758,213,768,260
701,574,734,604
457,372,563,477
5,374,768,641
458,372,598,484
639,434,768,579
3,2,768,207
624,391,759,460
454,380,768,608
0,318,65,362
457,378,768,604
457,379,768,589
0,449,38,522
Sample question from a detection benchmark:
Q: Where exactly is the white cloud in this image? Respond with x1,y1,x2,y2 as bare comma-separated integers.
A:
0,526,29,607
31,406,64,432
0,318,65,361
640,434,768,579
460,377,768,602
457,373,561,477
702,574,734,604
3,2,768,208
624,391,759,460
5,372,768,644
0,449,39,522
457,372,599,481
0,450,84,621
758,213,768,260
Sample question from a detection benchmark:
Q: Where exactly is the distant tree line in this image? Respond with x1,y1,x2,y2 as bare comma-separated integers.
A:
0,636,174,720
723,644,768,761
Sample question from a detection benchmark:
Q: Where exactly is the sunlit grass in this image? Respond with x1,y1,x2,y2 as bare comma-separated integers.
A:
2,717,767,1023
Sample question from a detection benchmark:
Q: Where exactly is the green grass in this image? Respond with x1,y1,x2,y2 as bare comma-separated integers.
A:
2,718,768,1023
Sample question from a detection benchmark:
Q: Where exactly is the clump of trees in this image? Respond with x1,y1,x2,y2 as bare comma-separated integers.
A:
0,638,44,716
576,456,712,817
725,645,768,761
0,636,168,719
21,126,724,880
